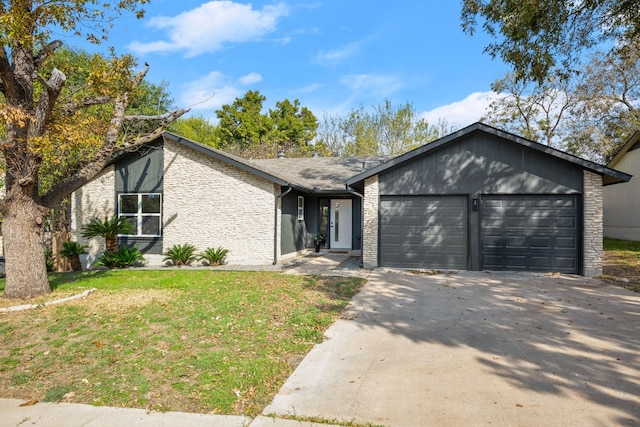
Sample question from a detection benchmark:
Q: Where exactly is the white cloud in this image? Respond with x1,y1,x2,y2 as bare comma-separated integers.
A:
238,72,263,85
314,42,362,64
179,71,261,114
340,74,404,98
421,91,505,128
290,83,324,94
128,1,289,57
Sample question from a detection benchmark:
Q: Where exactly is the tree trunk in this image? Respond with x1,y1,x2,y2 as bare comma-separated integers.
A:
2,198,51,299
105,237,119,254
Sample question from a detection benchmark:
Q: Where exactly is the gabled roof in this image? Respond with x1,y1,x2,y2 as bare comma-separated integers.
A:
162,132,390,193
251,156,391,193
162,132,294,189
346,122,632,186
607,130,640,169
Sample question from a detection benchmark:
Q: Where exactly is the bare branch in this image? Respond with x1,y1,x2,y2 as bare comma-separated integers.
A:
34,40,63,70
123,111,184,122
30,68,66,137
133,62,149,87
0,47,19,100
62,96,112,116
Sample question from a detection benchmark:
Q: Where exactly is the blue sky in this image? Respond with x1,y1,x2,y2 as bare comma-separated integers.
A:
69,1,511,128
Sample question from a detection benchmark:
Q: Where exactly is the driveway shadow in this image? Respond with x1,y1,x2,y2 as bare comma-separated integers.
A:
348,271,640,424
267,270,640,426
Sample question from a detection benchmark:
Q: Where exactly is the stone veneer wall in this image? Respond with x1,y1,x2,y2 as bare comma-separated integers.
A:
163,139,277,265
362,176,379,268
70,166,116,266
583,170,603,277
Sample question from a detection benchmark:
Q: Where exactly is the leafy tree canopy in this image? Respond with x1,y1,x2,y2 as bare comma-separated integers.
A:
316,100,453,157
215,90,319,158
461,0,640,83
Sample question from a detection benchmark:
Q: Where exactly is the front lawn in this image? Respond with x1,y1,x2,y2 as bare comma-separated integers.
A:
0,270,365,416
603,238,640,292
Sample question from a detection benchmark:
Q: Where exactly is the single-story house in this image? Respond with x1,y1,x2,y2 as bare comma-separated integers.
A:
70,122,631,276
604,131,640,241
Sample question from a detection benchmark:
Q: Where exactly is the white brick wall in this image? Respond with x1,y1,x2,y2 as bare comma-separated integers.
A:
70,166,116,266
163,140,277,265
583,170,603,277
362,176,379,268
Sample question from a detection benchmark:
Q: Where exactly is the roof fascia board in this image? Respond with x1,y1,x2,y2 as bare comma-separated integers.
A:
607,130,640,168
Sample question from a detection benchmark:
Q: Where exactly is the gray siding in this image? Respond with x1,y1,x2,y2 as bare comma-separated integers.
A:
281,194,362,254
114,145,164,254
378,132,584,271
379,133,583,195
281,192,316,255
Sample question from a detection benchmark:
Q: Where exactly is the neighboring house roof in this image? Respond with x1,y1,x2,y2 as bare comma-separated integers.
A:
607,130,640,169
346,122,632,186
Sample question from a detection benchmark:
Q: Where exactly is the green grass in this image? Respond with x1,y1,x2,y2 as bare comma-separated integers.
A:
0,270,365,416
603,238,640,292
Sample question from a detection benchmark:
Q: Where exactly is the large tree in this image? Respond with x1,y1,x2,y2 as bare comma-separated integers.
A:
215,90,319,158
316,100,451,157
461,0,640,83
167,115,219,148
482,72,574,148
482,44,640,162
0,1,187,299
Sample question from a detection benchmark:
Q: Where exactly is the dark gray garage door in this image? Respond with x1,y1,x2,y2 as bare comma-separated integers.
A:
480,195,580,274
380,195,467,269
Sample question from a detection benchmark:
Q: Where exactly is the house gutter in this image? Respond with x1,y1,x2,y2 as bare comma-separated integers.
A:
346,185,365,268
273,186,293,265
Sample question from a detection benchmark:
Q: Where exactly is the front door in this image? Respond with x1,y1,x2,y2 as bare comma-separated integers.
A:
330,199,352,249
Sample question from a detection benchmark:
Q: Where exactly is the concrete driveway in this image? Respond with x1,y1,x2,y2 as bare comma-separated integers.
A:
264,269,640,426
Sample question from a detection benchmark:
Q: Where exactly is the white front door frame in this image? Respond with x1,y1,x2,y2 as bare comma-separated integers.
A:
330,199,352,249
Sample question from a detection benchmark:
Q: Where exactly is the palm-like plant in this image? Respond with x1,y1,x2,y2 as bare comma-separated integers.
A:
199,247,229,266
60,241,87,271
163,244,198,266
82,216,134,253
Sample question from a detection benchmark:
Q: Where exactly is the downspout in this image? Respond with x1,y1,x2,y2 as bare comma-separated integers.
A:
273,186,292,264
346,185,364,268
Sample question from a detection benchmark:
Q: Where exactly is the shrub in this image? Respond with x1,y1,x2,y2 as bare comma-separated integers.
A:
96,247,145,269
60,241,87,272
163,244,197,266
199,247,229,266
82,216,134,253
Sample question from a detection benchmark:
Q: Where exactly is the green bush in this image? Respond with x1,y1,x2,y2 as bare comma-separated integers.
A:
82,216,134,253
199,247,229,266
163,244,197,266
60,241,87,272
96,247,145,269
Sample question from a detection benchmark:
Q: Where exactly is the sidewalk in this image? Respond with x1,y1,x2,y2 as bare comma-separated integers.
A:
0,398,342,427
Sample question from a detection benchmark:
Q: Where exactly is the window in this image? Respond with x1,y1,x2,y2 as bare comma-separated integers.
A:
118,193,162,236
297,196,304,221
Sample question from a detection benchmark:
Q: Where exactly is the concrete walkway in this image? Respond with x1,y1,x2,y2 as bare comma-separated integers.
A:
2,255,639,426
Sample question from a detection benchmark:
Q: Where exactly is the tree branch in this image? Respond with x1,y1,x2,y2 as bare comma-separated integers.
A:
30,68,66,137
40,107,189,208
0,47,19,100
34,40,63,71
62,96,112,116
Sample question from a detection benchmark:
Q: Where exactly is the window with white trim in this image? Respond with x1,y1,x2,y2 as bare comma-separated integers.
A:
118,193,162,237
297,196,304,221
